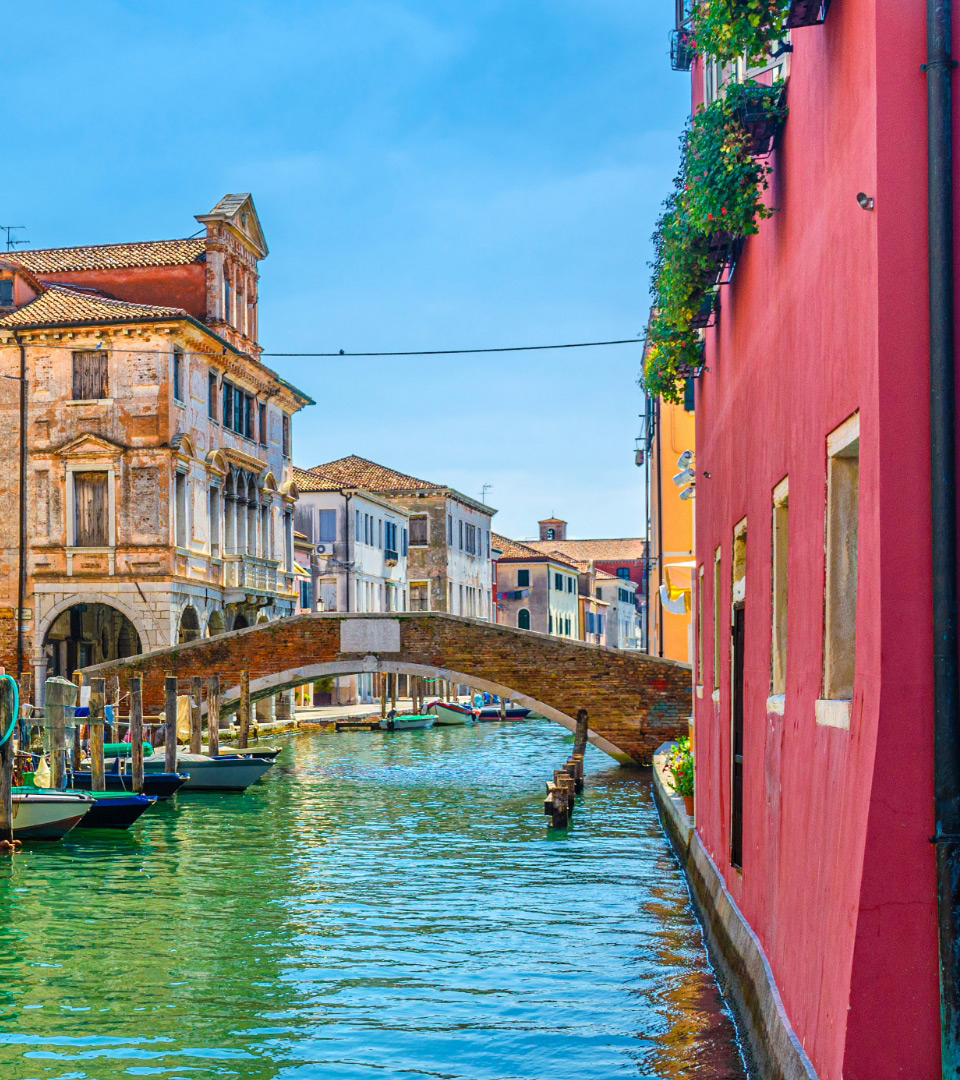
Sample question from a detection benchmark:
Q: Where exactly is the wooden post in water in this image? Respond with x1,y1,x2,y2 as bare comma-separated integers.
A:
189,676,203,755
500,693,507,721
164,674,178,773
0,676,17,844
45,677,76,789
129,677,144,793
390,673,397,712
109,675,120,741
207,676,221,757
238,670,251,749
89,677,106,792
380,677,387,718
71,669,83,770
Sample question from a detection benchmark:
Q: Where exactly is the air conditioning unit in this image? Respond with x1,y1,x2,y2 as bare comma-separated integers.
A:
315,543,329,556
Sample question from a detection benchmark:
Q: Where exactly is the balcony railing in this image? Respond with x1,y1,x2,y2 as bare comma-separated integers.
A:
224,553,280,594
384,548,399,566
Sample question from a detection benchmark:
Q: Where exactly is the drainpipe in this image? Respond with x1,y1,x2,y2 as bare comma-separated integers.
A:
13,331,26,680
344,490,352,612
926,0,960,1070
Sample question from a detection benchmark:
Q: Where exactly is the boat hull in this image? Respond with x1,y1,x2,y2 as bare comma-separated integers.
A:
378,715,435,731
71,771,188,800
431,702,475,726
143,754,274,791
11,792,94,840
477,706,531,721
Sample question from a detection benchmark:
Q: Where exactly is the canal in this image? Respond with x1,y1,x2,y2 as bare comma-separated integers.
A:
0,717,748,1079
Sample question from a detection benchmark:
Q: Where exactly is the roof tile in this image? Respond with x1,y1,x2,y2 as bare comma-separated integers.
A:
0,284,186,328
11,238,206,274
309,455,441,492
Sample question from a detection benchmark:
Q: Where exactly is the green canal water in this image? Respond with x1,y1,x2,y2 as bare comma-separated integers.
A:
0,719,748,1080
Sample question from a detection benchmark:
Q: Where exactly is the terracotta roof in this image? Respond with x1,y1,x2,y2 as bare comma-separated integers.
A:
492,533,580,569
293,466,344,493
10,238,206,274
0,284,186,328
526,537,646,561
309,455,440,492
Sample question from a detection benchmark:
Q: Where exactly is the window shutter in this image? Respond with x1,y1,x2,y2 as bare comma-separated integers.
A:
73,352,108,400
74,472,109,546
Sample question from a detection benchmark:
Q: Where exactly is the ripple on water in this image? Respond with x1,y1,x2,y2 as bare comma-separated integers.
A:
0,720,747,1080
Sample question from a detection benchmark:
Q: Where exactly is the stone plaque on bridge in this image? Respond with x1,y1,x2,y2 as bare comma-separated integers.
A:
340,618,401,654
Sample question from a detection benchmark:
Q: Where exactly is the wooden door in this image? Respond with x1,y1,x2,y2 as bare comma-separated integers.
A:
731,600,745,869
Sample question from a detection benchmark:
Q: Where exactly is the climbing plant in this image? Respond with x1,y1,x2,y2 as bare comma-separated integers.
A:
643,317,704,406
690,0,788,65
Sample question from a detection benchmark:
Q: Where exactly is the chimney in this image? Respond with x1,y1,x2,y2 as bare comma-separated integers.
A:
538,517,567,542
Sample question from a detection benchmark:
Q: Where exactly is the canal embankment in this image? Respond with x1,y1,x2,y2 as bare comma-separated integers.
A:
653,742,818,1080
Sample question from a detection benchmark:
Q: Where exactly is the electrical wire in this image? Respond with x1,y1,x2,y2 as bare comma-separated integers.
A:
0,338,640,358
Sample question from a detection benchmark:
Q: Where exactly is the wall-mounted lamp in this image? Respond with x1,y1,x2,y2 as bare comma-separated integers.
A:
673,468,695,487
857,192,875,211
677,450,694,470
679,486,695,501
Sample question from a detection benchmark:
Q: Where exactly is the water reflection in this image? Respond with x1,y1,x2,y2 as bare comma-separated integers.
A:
0,721,746,1079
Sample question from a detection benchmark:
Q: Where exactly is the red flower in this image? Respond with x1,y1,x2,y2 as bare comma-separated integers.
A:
707,213,713,221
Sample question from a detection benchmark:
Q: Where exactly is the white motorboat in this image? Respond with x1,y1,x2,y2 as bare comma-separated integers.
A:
429,701,476,726
378,714,435,731
11,790,94,840
136,752,274,792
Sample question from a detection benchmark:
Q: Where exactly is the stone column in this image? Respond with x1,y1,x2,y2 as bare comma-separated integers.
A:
275,690,294,723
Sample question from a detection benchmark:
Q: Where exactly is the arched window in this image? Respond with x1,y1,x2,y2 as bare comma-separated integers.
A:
517,609,530,630
546,528,555,540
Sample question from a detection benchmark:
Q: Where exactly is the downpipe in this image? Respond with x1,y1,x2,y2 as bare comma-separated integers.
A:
925,0,960,1071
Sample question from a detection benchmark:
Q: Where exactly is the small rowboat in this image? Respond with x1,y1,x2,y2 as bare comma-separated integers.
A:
476,705,531,721
378,714,435,731
71,769,188,800
73,791,157,830
10,789,94,840
429,701,476,726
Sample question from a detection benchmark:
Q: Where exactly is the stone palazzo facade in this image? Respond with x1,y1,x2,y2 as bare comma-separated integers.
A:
0,195,312,703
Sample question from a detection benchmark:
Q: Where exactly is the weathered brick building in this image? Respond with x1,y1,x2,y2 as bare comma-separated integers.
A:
0,195,312,698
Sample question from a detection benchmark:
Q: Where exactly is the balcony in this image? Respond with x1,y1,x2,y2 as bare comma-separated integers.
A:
223,553,291,601
384,548,399,567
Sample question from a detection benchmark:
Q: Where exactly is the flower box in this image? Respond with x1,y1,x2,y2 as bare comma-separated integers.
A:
690,291,719,329
733,83,788,156
786,0,829,27
670,28,695,71
700,232,744,285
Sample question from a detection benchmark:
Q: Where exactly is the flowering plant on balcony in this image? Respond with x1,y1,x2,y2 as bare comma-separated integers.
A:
650,185,714,329
643,318,703,405
684,97,773,238
666,736,695,797
691,0,788,64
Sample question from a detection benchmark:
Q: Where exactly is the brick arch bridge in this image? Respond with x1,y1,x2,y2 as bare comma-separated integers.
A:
87,613,692,763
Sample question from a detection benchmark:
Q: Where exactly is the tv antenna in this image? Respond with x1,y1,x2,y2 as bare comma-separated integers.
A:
0,226,27,252
480,483,493,504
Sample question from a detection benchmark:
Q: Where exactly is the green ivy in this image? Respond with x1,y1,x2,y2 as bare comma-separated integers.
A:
643,318,703,405
690,0,788,65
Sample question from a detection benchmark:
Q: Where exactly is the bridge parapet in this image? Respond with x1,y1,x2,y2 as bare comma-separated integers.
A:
86,612,692,763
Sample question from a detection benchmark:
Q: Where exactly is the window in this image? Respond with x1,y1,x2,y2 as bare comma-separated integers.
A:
355,509,360,541
517,569,530,587
409,515,429,546
771,479,789,695
259,402,267,446
319,509,337,543
713,548,722,691
174,472,187,548
300,579,314,610
209,486,221,559
447,514,453,544
173,349,185,402
223,269,232,324
385,520,398,555
208,372,218,420
485,531,490,558
619,587,631,604
459,520,464,550
596,587,603,599
549,614,554,633
616,567,631,580
282,415,291,457
554,572,563,590
567,577,574,593
409,582,429,611
0,280,12,305
72,350,108,400
823,415,860,703
401,528,408,556
546,528,555,540
518,608,530,630
565,616,571,635
378,519,383,549
222,381,233,428
74,471,109,546
464,523,477,554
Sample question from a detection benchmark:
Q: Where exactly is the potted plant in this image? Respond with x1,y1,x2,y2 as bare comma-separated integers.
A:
726,78,788,157
667,736,695,816
690,0,788,64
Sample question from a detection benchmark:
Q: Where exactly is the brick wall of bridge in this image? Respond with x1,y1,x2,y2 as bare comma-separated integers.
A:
87,612,692,762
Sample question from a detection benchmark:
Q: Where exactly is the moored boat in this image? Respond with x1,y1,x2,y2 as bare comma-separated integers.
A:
141,752,274,792
429,701,476,726
378,714,435,731
72,791,157,830
476,705,531,721
71,769,188,800
10,789,94,840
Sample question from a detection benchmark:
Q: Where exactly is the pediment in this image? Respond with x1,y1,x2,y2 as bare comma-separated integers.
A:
196,194,268,259
56,433,125,459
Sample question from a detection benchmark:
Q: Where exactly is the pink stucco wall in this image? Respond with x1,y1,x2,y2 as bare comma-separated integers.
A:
691,0,942,1076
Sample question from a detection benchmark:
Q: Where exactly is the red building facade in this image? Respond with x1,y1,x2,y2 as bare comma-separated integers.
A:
688,1,943,1076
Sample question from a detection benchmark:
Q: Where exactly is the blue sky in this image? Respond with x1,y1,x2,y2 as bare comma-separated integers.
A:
6,0,687,539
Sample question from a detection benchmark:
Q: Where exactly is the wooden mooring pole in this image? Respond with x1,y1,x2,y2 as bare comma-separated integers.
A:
89,677,106,792
207,676,221,757
189,676,203,755
109,676,120,741
238,670,251,749
164,674,178,773
129,677,144,793
45,677,76,790
71,669,83,771
544,709,589,828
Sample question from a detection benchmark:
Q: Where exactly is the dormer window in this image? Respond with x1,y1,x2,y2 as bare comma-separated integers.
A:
0,280,12,306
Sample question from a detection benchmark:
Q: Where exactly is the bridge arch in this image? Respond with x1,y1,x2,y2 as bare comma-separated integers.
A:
85,612,691,763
